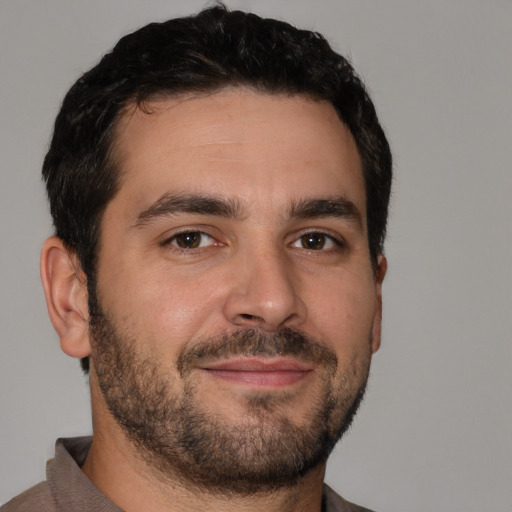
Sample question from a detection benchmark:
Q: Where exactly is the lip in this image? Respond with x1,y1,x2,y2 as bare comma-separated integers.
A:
200,358,314,387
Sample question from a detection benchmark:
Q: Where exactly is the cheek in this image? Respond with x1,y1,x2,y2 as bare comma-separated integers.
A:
100,260,228,350
307,271,377,352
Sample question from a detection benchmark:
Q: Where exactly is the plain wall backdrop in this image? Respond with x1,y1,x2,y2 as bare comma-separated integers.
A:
1,1,511,511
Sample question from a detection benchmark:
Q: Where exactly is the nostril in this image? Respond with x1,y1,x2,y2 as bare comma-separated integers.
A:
239,313,265,324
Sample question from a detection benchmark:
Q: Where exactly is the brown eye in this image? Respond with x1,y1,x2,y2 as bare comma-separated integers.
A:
301,233,327,250
292,232,339,251
170,232,212,249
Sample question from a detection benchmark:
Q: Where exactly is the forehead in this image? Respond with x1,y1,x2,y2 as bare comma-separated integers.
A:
111,89,366,219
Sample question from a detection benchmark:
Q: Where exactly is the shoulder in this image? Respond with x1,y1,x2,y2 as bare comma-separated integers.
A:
1,482,58,512
324,484,377,512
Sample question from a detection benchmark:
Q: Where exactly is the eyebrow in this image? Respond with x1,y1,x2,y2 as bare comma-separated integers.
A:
132,193,363,230
133,193,246,228
288,197,363,228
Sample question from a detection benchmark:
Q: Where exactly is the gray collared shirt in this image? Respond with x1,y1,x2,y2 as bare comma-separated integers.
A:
1,437,375,512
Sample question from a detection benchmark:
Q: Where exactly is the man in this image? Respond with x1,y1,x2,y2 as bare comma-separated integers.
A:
2,5,391,512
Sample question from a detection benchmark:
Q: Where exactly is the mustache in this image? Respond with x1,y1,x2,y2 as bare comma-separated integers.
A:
177,328,338,376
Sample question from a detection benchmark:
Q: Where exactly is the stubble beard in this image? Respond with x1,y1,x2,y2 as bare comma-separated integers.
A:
89,300,372,496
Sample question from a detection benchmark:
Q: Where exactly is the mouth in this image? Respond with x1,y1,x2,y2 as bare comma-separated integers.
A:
200,358,314,387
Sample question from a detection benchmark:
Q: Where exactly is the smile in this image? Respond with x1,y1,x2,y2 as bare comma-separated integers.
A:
200,358,314,387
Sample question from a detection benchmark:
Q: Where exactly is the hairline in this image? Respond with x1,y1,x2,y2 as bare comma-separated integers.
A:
92,85,377,271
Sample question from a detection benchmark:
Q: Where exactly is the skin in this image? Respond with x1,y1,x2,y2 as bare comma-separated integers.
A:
41,88,386,512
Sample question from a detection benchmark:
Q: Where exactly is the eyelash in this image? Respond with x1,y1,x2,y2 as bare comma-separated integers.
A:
161,230,219,251
161,229,344,253
289,230,345,254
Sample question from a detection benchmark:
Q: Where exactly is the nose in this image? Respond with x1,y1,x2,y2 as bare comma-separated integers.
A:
222,246,308,332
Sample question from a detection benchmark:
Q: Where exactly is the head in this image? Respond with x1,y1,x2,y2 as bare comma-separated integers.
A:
41,5,392,494
43,6,391,362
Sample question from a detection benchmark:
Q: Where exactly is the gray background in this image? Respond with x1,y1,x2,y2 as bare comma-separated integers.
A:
1,1,511,510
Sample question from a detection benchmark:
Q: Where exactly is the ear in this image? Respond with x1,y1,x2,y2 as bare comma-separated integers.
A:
40,236,91,359
370,254,387,354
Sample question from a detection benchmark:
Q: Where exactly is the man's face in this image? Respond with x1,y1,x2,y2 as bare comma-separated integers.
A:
89,89,384,492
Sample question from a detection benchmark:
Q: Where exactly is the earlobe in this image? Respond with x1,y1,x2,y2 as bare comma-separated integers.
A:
40,236,91,359
371,254,387,354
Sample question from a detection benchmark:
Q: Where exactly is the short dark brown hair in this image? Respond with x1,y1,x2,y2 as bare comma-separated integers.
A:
42,5,392,372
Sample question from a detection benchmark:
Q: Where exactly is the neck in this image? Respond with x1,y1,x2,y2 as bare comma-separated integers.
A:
83,386,327,512
82,432,326,512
